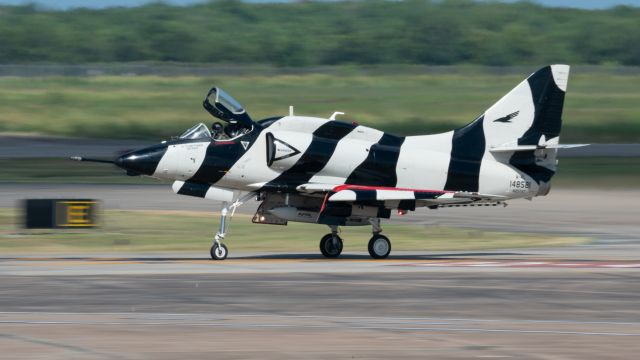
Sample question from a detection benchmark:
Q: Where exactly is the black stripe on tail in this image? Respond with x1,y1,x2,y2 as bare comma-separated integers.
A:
510,66,566,184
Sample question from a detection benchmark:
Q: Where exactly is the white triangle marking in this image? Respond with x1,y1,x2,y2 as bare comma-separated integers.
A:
241,141,249,150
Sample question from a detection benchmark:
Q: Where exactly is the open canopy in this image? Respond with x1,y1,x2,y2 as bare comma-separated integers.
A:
203,87,253,129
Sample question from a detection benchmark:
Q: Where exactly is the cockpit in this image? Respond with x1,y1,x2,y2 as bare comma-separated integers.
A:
178,121,251,141
201,87,255,141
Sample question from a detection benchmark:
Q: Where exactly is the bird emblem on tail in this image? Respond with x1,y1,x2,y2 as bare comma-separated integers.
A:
493,110,520,123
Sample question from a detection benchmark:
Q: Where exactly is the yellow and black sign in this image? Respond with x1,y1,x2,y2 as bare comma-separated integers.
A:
55,201,98,228
24,199,100,229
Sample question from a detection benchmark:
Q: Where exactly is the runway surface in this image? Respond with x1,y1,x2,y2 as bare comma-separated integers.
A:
2,185,640,358
1,256,640,359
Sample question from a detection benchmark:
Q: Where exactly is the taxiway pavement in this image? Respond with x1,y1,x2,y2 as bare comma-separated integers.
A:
1,185,639,358
1,257,639,359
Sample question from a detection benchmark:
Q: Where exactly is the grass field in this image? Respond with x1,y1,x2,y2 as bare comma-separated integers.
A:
0,209,587,254
1,67,639,142
2,157,639,188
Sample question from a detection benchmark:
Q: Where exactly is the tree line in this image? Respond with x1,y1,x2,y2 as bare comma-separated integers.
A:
0,0,638,66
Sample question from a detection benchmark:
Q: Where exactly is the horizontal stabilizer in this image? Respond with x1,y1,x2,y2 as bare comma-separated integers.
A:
490,143,589,153
490,135,588,153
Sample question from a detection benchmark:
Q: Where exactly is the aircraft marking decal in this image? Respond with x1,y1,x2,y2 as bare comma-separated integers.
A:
216,117,333,189
271,137,301,162
493,110,520,123
263,121,357,190
508,65,567,186
190,132,260,185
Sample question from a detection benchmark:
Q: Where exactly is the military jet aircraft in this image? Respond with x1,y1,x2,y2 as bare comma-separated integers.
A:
74,65,585,260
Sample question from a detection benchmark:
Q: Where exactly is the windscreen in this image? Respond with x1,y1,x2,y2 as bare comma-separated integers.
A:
179,123,211,140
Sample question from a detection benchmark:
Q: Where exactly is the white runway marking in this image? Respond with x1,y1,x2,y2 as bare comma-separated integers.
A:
1,311,639,326
399,261,640,268
2,312,639,337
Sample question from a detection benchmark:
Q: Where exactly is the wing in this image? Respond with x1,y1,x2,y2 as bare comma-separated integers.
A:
297,183,507,212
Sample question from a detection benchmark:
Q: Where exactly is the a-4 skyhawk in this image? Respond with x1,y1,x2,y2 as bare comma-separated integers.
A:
74,65,585,260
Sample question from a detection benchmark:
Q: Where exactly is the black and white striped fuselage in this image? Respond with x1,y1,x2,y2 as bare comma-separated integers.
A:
115,64,571,214
150,115,541,200
105,65,576,259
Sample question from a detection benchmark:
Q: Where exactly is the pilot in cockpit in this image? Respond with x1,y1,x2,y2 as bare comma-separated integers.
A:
211,122,224,139
204,87,253,140
224,121,240,138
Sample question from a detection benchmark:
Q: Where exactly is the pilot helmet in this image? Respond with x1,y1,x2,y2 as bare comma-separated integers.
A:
212,122,223,132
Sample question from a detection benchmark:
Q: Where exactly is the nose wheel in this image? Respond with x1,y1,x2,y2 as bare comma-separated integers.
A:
208,192,256,261
210,243,228,260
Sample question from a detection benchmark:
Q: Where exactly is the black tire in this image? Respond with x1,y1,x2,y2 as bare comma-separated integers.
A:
210,243,229,260
319,233,343,258
368,234,391,259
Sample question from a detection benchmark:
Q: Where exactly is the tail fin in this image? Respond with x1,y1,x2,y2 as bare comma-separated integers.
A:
483,64,569,152
445,64,570,194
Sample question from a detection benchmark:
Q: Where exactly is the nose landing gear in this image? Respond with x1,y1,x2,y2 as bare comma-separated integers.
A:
209,192,256,260
210,243,228,260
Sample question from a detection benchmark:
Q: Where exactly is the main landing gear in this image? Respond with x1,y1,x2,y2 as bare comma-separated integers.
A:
367,218,391,259
210,192,256,261
318,218,391,259
320,225,343,258
368,234,391,259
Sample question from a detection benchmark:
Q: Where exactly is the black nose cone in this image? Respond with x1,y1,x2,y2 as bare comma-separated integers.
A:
116,144,167,176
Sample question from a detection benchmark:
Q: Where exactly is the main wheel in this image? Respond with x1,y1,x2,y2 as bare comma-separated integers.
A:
210,243,228,260
368,234,391,259
319,234,343,258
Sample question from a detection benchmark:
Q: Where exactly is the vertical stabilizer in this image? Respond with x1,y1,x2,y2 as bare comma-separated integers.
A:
442,65,569,194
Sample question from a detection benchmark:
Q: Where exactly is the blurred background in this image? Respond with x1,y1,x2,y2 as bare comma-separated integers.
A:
0,0,639,252
2,2,640,358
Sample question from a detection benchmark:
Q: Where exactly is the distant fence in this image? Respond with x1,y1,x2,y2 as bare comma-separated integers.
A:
1,64,640,77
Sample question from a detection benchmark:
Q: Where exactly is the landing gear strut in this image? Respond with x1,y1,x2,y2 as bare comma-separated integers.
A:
210,192,256,260
320,225,343,258
368,218,391,259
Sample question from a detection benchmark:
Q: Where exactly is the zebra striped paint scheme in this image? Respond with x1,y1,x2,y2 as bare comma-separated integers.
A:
132,65,572,217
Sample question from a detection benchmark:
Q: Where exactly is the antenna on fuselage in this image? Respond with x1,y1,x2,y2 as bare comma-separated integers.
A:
289,105,294,116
